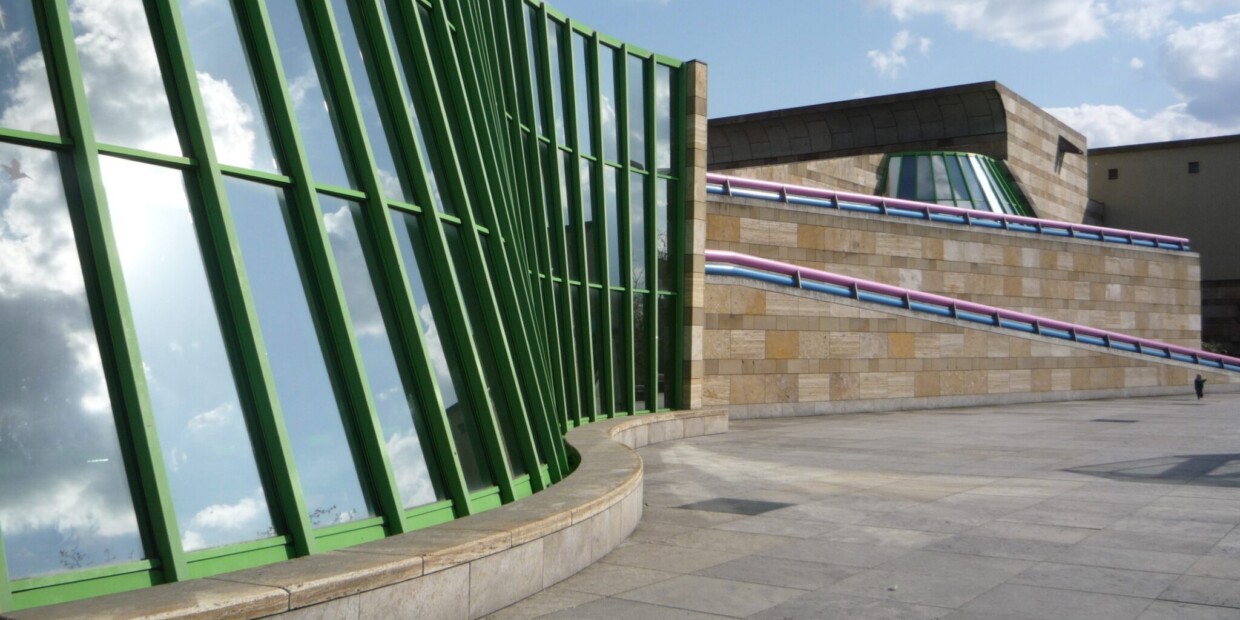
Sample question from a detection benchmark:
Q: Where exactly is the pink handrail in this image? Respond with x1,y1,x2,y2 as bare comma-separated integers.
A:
705,249,1239,368
707,173,1191,247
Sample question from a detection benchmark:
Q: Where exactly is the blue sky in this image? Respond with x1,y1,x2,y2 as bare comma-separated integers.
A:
549,0,1240,147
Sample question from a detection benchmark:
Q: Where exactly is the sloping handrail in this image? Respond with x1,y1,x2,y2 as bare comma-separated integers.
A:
706,173,1192,251
705,249,1240,373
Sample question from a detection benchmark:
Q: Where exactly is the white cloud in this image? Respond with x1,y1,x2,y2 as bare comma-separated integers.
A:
186,402,239,432
196,71,257,169
870,0,1107,50
1161,13,1240,124
182,489,269,552
867,30,932,78
1129,57,1145,69
1047,102,1238,147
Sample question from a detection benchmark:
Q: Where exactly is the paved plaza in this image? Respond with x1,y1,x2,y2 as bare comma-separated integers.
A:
488,392,1240,619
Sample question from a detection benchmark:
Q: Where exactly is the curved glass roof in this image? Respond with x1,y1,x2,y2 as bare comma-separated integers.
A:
878,152,1034,217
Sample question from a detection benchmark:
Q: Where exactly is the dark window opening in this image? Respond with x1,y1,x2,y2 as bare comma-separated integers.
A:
1107,168,1118,180
1188,161,1200,174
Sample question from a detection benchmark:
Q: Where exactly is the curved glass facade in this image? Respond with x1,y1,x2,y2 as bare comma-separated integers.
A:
878,151,1034,217
0,0,684,610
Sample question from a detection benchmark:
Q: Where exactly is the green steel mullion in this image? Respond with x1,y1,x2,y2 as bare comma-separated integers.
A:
560,20,597,424
672,64,687,409
347,0,476,516
145,0,318,558
643,55,659,410
533,6,583,431
41,0,188,581
231,0,372,550
436,0,556,485
302,0,417,534
589,34,616,418
617,46,635,416
448,0,565,481
401,4,517,502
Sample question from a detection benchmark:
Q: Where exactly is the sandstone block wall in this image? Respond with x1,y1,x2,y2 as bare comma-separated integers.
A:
708,196,1202,348
998,85,1088,224
704,279,1237,418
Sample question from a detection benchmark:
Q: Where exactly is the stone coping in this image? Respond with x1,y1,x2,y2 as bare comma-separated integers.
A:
5,409,728,620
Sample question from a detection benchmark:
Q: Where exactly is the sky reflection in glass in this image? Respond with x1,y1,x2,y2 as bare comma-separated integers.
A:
0,147,143,579
69,0,182,154
179,0,280,173
0,1,59,136
101,156,275,552
319,195,440,509
228,178,373,526
267,0,357,189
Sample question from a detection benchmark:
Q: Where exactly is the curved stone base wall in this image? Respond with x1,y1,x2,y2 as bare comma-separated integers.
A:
3,411,727,620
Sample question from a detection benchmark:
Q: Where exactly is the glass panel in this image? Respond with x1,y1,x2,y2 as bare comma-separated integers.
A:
381,0,455,214
962,155,988,211
915,155,932,201
179,0,280,173
0,1,59,135
630,172,646,289
523,5,544,136
604,166,620,286
634,293,648,412
560,152,578,282
540,142,557,278
266,0,356,189
896,155,917,199
332,0,415,204
101,157,275,551
932,156,952,205
548,21,568,145
580,158,598,284
68,0,181,154
599,45,619,163
571,33,593,155
482,234,546,463
654,65,671,174
656,294,672,409
1,147,143,579
227,178,373,526
389,211,494,491
610,291,628,414
885,157,902,196
655,178,672,292
589,287,604,416
945,155,971,206
444,226,526,477
627,55,646,171
319,195,441,508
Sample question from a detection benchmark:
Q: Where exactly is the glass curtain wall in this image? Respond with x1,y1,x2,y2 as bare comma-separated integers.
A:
0,0,684,611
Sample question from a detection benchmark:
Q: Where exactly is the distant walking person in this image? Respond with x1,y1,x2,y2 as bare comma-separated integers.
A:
1194,374,1206,399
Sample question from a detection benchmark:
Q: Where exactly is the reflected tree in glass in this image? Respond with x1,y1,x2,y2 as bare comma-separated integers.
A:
0,146,144,579
101,156,276,551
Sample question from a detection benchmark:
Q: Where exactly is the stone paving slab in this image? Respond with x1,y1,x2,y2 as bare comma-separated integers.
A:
485,393,1240,619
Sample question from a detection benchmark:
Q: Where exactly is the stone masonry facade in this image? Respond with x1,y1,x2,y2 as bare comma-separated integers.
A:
708,196,1202,348
704,279,1237,418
